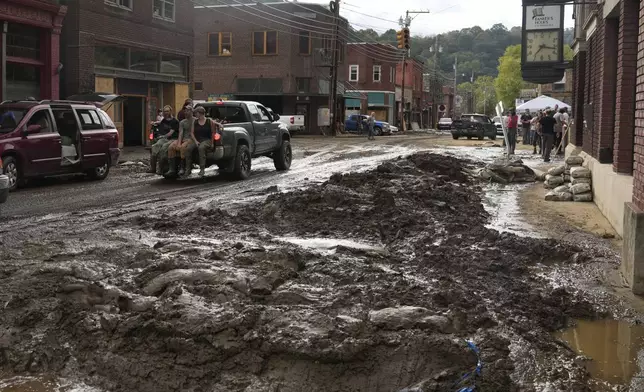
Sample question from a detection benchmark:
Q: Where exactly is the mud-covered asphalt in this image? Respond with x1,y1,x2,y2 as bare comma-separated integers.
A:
0,135,631,392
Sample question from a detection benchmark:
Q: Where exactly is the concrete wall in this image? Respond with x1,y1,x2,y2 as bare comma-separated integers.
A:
568,144,633,237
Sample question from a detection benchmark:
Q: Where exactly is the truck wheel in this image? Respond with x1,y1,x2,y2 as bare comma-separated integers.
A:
273,140,292,171
232,145,251,180
478,134,484,140
452,135,459,140
374,127,382,136
490,134,497,140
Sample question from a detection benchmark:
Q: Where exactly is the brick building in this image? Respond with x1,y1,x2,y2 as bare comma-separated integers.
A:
0,0,67,101
344,43,397,123
60,0,193,147
396,58,424,127
193,2,348,132
537,68,572,105
570,0,644,292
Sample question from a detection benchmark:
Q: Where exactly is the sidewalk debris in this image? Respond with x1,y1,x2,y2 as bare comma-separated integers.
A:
476,157,536,183
543,156,593,202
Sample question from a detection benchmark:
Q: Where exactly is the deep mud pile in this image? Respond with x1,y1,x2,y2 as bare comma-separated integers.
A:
0,153,609,391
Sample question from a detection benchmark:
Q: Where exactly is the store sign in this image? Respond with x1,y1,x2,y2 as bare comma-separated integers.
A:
524,6,560,30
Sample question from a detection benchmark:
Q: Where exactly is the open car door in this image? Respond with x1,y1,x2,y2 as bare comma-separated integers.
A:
66,93,126,112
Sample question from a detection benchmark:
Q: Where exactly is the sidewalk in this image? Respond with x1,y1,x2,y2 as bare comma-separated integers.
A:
119,146,150,163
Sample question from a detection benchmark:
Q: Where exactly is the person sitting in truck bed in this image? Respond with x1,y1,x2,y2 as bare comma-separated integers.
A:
149,105,180,174
166,105,195,177
190,106,223,177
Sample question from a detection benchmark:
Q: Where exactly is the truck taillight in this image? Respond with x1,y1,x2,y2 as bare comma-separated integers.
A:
213,132,222,145
290,117,294,124
0,158,3,170
149,132,154,141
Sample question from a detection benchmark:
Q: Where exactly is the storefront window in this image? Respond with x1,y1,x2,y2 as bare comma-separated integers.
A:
160,55,186,76
5,63,40,100
6,23,41,60
130,50,159,73
95,46,128,69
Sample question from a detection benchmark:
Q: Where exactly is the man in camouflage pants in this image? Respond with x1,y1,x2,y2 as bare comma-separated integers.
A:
149,105,180,174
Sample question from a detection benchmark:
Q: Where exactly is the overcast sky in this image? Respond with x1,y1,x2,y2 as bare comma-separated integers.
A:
298,0,575,37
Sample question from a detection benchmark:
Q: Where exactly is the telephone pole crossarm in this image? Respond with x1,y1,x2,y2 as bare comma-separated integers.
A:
398,9,429,131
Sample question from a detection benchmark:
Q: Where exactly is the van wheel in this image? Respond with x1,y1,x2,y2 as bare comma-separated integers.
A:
232,145,251,180
452,135,459,140
3,156,21,191
87,160,110,180
273,140,292,171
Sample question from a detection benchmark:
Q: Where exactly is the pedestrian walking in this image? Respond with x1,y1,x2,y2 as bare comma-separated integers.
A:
539,109,557,162
506,109,519,155
520,110,532,145
367,112,376,140
531,112,542,155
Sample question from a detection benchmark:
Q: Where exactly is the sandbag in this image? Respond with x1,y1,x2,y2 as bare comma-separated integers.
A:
570,183,592,195
570,167,591,178
547,165,566,176
545,191,573,201
535,172,547,182
566,156,584,166
564,175,571,182
554,184,571,193
573,193,593,202
571,177,591,185
545,174,564,186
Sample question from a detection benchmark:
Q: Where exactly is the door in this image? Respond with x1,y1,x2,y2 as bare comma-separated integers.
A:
345,115,359,132
257,104,279,151
246,104,269,153
76,108,108,168
22,108,61,175
123,96,144,146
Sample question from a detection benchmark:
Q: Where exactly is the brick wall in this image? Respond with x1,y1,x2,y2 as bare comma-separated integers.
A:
614,0,639,173
633,0,644,210
597,16,618,163
584,28,598,156
346,44,396,91
571,51,585,146
193,3,346,97
61,0,194,96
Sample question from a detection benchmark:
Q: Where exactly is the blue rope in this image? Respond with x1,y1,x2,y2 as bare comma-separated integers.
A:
454,340,483,391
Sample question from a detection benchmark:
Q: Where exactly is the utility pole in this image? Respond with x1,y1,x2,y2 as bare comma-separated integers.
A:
398,9,429,131
431,35,439,129
453,56,457,116
329,0,340,136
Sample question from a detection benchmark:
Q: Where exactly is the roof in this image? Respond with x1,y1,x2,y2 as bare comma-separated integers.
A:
461,113,488,116
196,100,262,107
0,100,99,109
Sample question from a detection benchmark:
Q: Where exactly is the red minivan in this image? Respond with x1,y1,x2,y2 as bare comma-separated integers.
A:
0,98,121,190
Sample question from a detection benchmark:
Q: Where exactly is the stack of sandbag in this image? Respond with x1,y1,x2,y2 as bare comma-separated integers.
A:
477,157,536,184
570,166,592,201
545,183,573,201
544,165,565,189
565,156,584,182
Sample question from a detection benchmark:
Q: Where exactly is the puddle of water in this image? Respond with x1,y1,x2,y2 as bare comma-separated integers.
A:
555,319,644,387
278,236,384,254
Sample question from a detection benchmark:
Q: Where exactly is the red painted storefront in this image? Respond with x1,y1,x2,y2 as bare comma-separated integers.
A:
0,0,66,101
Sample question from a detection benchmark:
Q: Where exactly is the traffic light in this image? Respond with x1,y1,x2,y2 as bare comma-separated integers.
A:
403,28,410,49
396,29,405,49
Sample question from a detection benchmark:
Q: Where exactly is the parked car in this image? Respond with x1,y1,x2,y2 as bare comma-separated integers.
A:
492,116,505,136
437,117,453,130
158,100,291,180
0,157,8,208
450,113,497,140
0,98,121,190
344,114,392,135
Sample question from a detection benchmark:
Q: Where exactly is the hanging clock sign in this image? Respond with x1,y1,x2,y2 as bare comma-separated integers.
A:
521,3,565,83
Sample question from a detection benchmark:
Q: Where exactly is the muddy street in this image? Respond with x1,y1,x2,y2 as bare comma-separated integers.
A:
0,135,634,392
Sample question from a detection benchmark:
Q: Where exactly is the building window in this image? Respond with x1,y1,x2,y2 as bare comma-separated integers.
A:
130,50,159,73
6,23,41,60
296,77,311,93
105,0,132,10
95,46,128,69
208,32,232,56
5,62,40,100
349,65,358,82
194,82,203,91
160,54,186,75
153,0,175,22
373,65,381,82
552,82,565,92
95,45,187,78
299,31,311,55
253,31,278,55
390,66,394,83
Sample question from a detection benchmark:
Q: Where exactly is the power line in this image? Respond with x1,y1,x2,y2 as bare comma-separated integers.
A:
341,2,400,24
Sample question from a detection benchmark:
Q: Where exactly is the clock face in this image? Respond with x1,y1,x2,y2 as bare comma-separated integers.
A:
525,30,559,62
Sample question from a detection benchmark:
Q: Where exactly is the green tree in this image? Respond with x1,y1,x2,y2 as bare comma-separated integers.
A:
473,76,495,115
494,45,523,109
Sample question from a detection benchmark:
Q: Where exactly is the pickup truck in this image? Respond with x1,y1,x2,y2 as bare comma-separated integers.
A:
275,112,305,135
450,113,497,140
344,114,392,136
159,100,292,180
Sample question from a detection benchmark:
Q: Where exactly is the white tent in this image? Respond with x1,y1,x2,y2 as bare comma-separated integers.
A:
516,95,571,112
